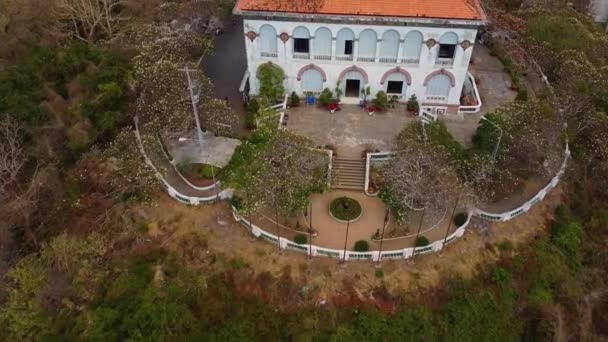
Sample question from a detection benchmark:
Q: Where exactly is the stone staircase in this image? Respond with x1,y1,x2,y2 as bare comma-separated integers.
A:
332,158,366,191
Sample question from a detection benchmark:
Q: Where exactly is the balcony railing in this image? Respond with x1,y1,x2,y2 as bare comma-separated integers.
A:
261,52,278,58
425,95,448,102
293,52,310,60
435,57,454,67
379,56,398,64
357,56,376,62
402,58,420,65
336,55,353,61
314,55,331,61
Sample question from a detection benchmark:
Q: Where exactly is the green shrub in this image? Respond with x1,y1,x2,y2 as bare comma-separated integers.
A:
415,236,430,247
551,206,583,260
374,91,388,110
318,88,333,106
425,122,467,162
375,269,384,278
526,14,595,55
353,240,369,252
472,113,504,155
491,267,512,285
329,197,362,221
454,213,468,227
230,195,243,210
294,233,307,245
197,165,220,179
246,98,259,129
289,91,300,107
407,94,419,112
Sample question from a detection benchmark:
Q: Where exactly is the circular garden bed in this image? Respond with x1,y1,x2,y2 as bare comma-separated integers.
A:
329,197,362,223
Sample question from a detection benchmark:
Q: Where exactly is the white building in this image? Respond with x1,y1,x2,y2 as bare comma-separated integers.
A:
234,0,487,114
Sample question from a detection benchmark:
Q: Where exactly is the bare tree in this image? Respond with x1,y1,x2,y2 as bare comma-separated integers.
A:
0,116,25,201
56,0,122,41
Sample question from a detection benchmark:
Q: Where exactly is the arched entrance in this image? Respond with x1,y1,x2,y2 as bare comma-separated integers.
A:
338,66,368,98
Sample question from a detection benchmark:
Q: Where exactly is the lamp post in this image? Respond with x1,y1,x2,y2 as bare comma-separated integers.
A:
376,207,390,266
304,201,313,259
442,196,460,249
480,116,503,160
179,67,221,204
411,207,426,259
340,200,353,264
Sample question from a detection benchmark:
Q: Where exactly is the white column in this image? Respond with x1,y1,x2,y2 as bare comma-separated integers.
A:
375,39,381,62
331,37,337,61
397,39,405,63
353,39,359,61
309,37,314,60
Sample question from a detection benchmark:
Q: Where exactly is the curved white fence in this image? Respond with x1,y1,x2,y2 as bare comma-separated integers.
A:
134,116,229,205
458,72,483,114
232,206,473,261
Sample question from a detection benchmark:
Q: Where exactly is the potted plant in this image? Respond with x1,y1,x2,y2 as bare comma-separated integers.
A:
334,80,343,102
318,88,333,107
367,105,375,116
407,94,419,113
289,91,300,107
374,91,388,111
360,86,371,107
329,102,338,113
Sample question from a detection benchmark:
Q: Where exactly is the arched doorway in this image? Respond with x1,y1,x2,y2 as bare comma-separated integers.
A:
339,66,368,98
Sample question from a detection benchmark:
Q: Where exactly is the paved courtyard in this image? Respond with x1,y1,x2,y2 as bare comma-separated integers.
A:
286,104,416,157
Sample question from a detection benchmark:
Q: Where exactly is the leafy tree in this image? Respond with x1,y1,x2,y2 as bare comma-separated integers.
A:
257,63,285,101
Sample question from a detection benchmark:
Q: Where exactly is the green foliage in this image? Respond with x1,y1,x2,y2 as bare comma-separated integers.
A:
551,205,583,264
294,233,307,245
373,90,388,110
289,91,300,107
246,98,260,129
375,269,384,278
491,267,512,285
425,121,467,163
196,164,220,179
353,240,369,252
527,14,595,55
257,63,285,101
472,113,503,155
415,236,430,247
318,88,333,106
453,213,468,227
329,197,362,221
378,188,407,224
407,94,419,112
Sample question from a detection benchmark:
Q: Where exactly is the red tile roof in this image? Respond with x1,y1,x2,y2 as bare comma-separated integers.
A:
235,0,485,21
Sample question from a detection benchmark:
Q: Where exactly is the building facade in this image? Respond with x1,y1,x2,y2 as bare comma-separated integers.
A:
234,0,486,113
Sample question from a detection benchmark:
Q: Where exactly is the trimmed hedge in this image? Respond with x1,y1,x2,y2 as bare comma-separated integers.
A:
454,213,469,227
354,240,369,252
415,236,430,247
330,197,362,221
294,233,307,245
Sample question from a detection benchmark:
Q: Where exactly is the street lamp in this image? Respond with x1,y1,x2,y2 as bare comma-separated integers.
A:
304,201,313,259
376,207,390,266
480,115,503,160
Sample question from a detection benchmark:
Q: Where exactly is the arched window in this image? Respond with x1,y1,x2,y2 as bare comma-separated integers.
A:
301,69,324,92
380,30,400,61
336,28,355,59
426,74,451,98
314,27,332,59
438,32,459,61
403,31,423,62
259,25,277,57
293,26,311,56
358,29,377,60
